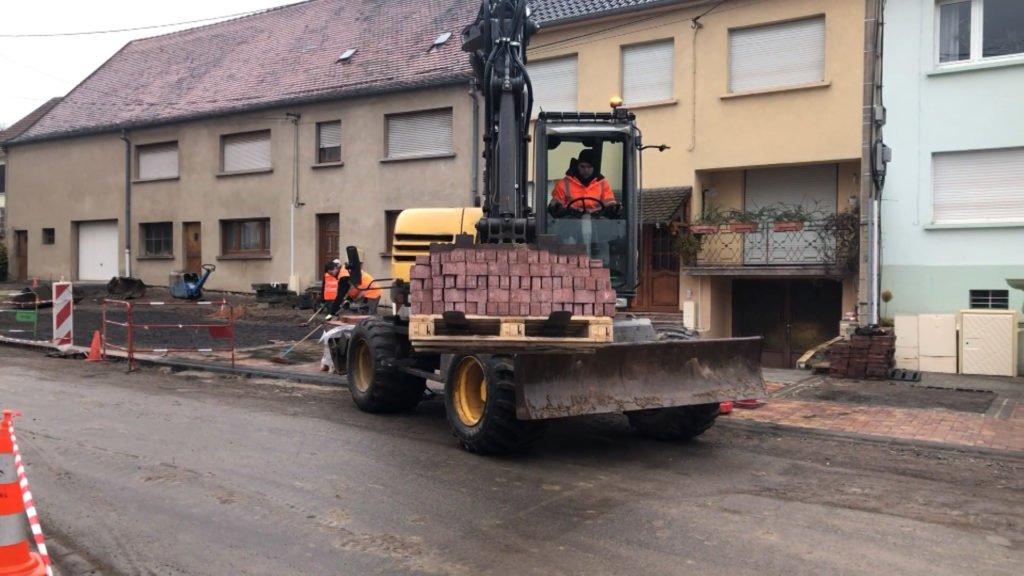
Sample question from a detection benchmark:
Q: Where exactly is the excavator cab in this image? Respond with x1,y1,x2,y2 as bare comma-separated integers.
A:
534,111,639,301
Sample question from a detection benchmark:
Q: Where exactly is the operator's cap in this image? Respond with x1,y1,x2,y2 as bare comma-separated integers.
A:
332,258,342,265
577,148,597,166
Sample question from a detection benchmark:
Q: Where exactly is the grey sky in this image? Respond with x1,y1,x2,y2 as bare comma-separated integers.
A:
0,0,296,128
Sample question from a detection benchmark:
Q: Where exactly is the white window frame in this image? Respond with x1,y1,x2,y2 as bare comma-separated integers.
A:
221,130,272,173
728,16,826,93
621,40,675,106
136,141,179,181
932,147,1024,226
527,55,578,116
140,222,173,257
385,108,454,160
935,0,1024,66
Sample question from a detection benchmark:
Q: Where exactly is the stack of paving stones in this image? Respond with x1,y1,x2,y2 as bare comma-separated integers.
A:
408,244,617,317
829,332,895,379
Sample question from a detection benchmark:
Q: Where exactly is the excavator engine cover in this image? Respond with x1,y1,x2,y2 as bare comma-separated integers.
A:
514,337,765,420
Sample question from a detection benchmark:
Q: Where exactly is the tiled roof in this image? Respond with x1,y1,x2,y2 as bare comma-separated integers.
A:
10,0,688,144
0,98,62,144
13,0,480,143
641,186,690,223
531,0,684,25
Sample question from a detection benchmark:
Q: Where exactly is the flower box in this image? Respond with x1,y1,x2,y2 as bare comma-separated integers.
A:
690,224,720,235
727,222,758,233
772,221,804,232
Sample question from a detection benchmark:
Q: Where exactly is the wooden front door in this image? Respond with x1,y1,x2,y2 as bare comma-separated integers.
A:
631,224,680,312
317,214,340,269
732,279,843,368
14,230,27,281
183,222,201,274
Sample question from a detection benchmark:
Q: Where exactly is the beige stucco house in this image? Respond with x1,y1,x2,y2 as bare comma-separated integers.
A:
4,0,880,368
529,0,880,367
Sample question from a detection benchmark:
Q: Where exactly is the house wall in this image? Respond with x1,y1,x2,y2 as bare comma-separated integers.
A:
881,0,1024,315
6,84,476,293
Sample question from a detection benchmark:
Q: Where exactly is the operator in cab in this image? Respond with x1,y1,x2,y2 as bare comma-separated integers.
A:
547,148,621,219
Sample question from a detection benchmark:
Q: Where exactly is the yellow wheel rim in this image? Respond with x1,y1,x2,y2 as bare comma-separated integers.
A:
352,339,373,393
453,357,487,427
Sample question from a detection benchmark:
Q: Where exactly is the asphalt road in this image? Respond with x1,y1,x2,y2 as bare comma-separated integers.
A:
1,347,1021,575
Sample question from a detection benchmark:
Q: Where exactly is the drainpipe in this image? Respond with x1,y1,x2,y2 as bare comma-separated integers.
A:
120,130,132,278
286,112,301,291
469,79,480,206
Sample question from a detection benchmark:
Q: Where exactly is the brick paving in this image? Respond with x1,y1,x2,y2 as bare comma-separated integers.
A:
727,382,1024,453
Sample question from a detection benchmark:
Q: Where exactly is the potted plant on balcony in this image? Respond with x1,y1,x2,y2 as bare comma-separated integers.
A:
770,204,813,232
675,232,703,266
689,205,726,235
724,208,761,233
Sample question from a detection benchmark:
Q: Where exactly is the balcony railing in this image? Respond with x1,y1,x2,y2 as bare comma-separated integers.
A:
685,216,859,275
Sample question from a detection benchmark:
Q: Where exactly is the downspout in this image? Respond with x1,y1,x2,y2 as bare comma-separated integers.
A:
286,112,301,291
469,79,481,206
120,130,132,278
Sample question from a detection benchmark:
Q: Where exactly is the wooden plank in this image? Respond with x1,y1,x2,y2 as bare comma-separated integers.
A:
409,314,613,343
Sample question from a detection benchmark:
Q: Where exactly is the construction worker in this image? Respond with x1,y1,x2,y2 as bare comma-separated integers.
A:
322,260,344,318
547,148,621,218
337,262,382,316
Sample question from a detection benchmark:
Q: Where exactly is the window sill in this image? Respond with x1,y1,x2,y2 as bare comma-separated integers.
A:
217,254,272,260
311,161,345,170
380,153,455,164
622,99,678,110
137,255,175,260
216,168,273,178
928,56,1024,77
132,176,179,184
721,81,831,100
924,220,1024,230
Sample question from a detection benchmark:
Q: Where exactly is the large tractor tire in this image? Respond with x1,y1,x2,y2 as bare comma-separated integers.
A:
346,318,425,413
626,403,720,441
444,354,546,455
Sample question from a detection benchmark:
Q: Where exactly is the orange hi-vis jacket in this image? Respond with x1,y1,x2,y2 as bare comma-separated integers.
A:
323,272,339,301
551,175,616,212
340,268,382,300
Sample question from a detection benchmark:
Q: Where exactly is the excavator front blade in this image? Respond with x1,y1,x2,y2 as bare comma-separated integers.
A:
514,337,765,420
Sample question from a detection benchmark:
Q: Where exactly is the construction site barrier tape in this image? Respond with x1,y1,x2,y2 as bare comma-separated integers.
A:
6,414,54,576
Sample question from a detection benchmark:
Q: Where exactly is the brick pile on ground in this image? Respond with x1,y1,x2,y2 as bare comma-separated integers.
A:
408,244,617,317
829,332,895,379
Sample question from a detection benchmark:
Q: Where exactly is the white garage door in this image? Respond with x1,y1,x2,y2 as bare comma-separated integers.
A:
78,221,119,281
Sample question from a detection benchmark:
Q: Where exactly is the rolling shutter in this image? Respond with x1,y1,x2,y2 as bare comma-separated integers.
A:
138,143,178,180
528,56,577,114
933,147,1024,224
387,109,453,159
223,131,271,172
729,17,825,93
318,121,341,150
623,40,674,105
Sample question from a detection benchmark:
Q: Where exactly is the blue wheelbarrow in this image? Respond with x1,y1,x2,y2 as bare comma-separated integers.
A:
170,264,216,300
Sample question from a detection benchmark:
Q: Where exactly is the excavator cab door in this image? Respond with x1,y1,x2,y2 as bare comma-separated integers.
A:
534,113,640,301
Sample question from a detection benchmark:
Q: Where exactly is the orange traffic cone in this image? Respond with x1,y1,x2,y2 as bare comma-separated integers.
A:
0,412,47,576
85,331,103,362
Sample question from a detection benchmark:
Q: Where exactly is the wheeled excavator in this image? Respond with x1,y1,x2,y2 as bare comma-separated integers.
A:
336,0,765,454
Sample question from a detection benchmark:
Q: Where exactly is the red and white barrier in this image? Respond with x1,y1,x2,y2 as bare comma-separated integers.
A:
52,283,73,350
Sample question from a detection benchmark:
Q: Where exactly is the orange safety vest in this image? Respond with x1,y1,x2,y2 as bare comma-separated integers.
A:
551,175,616,211
323,273,339,301
339,269,382,300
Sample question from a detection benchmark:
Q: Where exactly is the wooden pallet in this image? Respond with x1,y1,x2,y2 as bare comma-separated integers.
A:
408,313,613,353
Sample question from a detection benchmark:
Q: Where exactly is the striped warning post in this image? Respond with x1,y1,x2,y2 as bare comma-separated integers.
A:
51,283,73,351
1,411,50,576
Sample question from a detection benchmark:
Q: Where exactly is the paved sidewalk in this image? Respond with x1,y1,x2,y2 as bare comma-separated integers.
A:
725,369,1024,454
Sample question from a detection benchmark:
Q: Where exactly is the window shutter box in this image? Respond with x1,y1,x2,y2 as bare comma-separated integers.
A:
387,109,453,159
729,17,825,93
623,41,674,105
224,131,272,172
528,56,578,114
